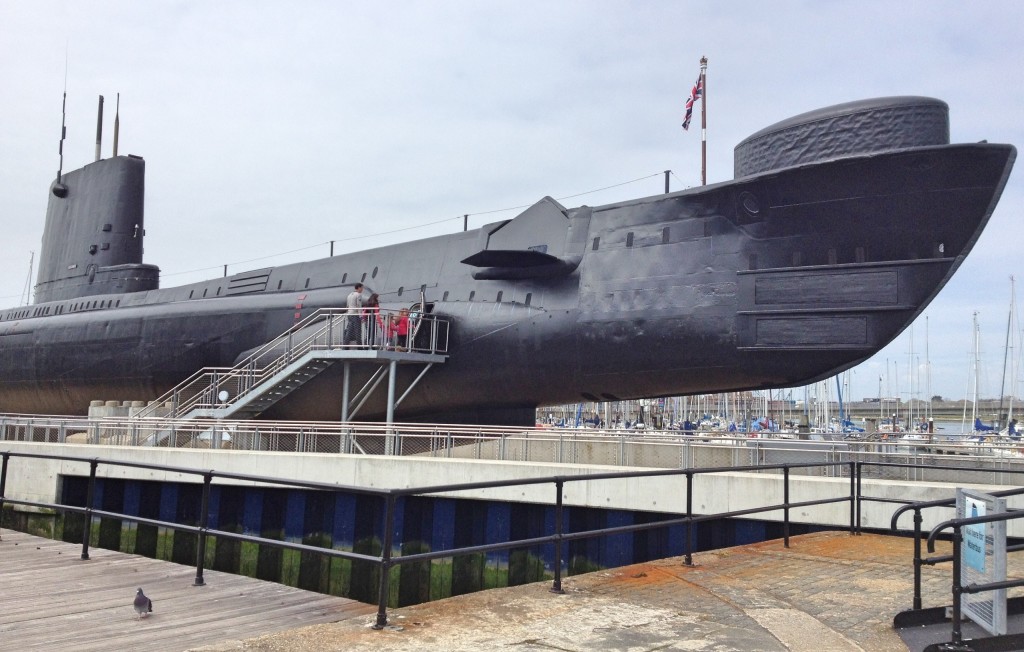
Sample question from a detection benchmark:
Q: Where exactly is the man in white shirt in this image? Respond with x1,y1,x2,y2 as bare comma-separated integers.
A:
344,283,364,346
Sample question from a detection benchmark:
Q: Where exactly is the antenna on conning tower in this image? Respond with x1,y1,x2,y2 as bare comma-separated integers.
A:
112,93,120,157
53,45,69,198
94,94,104,162
21,251,34,306
53,92,68,197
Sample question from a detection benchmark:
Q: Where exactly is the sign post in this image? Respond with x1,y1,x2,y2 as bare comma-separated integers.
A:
957,488,1008,635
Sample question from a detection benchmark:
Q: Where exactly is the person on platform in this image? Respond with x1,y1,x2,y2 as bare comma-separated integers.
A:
344,283,364,346
362,293,383,348
389,308,410,351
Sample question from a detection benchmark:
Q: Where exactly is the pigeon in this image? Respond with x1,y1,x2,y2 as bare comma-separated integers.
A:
133,588,153,619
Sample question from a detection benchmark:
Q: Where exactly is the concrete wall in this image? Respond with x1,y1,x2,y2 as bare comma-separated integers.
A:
436,435,749,468
1,441,1018,536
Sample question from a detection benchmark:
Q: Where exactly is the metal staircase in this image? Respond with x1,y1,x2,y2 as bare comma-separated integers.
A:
132,307,449,423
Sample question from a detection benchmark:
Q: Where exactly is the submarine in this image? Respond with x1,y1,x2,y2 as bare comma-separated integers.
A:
0,96,1015,426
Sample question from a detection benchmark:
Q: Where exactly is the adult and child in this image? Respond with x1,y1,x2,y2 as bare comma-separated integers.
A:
345,283,413,350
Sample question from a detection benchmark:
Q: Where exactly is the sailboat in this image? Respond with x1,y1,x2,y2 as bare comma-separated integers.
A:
962,311,1000,437
998,277,1021,439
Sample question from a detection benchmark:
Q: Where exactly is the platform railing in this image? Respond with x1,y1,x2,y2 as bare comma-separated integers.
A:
922,509,1024,650
130,307,449,419
885,490,1024,650
0,450,855,630
888,484,1024,610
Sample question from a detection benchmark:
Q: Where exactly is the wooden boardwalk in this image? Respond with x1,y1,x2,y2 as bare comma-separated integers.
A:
0,529,376,651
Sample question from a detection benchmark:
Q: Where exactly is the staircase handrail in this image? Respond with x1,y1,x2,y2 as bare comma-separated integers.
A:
132,306,448,419
132,307,353,418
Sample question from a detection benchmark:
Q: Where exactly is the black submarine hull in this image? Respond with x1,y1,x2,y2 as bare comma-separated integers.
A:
0,97,1015,425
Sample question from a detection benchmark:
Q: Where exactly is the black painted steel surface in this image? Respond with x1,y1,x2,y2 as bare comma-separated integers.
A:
0,96,1015,425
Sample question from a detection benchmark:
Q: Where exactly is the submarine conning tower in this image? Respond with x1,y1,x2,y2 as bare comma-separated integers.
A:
34,155,160,303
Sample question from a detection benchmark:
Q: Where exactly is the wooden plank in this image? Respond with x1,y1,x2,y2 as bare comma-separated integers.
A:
0,529,376,651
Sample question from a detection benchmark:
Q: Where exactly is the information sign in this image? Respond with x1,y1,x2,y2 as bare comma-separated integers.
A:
956,488,1007,636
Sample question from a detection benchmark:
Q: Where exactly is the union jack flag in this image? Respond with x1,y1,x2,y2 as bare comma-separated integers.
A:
682,72,704,131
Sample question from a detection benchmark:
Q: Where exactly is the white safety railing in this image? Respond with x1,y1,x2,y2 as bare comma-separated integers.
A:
4,413,1024,485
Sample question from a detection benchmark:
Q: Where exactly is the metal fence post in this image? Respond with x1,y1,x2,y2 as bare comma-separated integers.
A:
912,508,924,611
685,471,694,566
373,494,398,630
0,452,9,536
853,461,860,535
81,459,99,560
194,471,213,586
948,526,966,648
551,479,566,594
783,466,791,548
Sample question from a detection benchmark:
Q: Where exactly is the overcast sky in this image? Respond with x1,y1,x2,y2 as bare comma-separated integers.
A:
1,1,1021,403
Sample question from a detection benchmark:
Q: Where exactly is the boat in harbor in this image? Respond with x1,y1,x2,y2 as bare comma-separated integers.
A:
0,95,1016,425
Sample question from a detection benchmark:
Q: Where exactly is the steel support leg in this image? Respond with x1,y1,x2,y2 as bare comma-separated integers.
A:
385,360,397,454
341,362,351,422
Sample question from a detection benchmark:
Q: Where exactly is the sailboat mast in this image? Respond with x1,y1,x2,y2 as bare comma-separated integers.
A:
1003,276,1011,423
999,277,1013,428
909,325,915,425
926,316,932,420
1007,277,1017,427
973,312,981,428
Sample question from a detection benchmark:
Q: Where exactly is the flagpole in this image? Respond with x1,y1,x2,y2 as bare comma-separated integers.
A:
700,56,708,186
